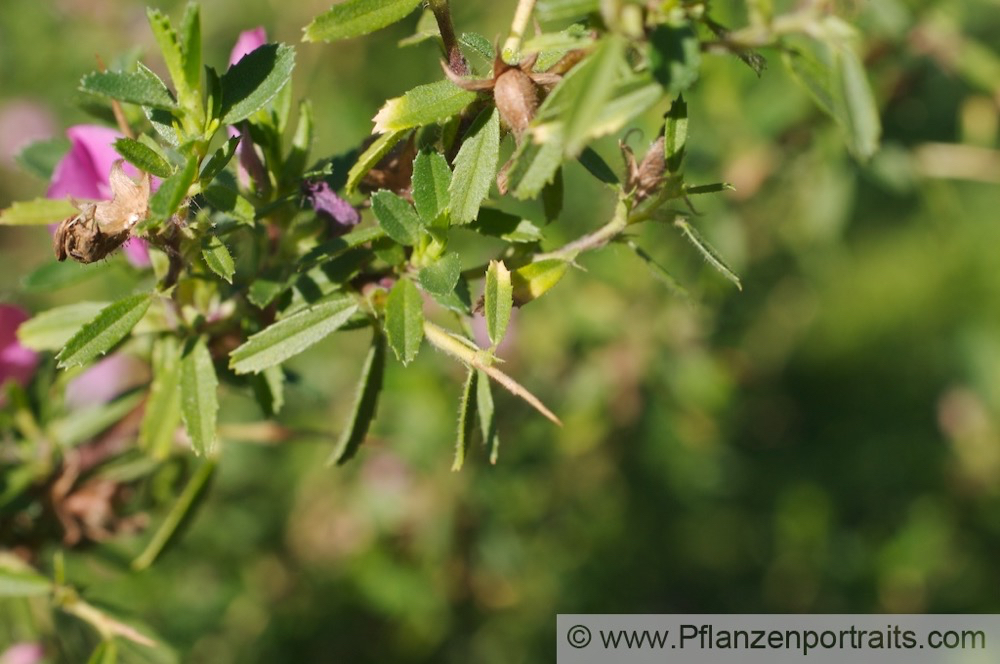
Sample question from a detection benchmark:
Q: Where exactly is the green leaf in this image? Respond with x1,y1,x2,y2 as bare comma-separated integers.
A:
542,168,564,222
411,150,452,226
685,182,734,195
49,393,145,449
459,32,494,63
649,23,701,94
484,260,512,348
833,44,881,160
385,279,424,365
147,7,192,106
140,336,183,459
148,155,197,222
418,253,462,296
452,367,478,471
202,234,235,283
371,190,423,246
372,79,478,133
220,43,296,125
0,563,51,597
114,138,172,178
589,77,663,140
80,69,176,110
511,259,569,305
201,182,255,224
22,261,111,292
87,640,117,664
577,147,619,185
230,296,358,374
56,293,153,368
328,329,386,465
252,365,285,417
283,100,314,182
16,137,70,180
17,301,108,351
664,95,688,173
199,135,241,182
554,34,626,156
180,337,219,456
674,217,742,290
304,0,423,42
0,198,78,226
507,127,565,199
132,459,216,570
179,2,202,95
346,129,410,193
468,209,544,243
449,107,500,224
476,369,500,464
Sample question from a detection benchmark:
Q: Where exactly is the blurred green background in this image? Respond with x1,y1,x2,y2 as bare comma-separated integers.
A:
2,0,1000,661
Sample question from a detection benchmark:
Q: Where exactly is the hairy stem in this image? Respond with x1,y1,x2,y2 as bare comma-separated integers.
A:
427,0,468,75
502,0,537,62
533,198,630,263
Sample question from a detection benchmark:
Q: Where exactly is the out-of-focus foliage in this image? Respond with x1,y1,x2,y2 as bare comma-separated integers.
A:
1,0,1000,662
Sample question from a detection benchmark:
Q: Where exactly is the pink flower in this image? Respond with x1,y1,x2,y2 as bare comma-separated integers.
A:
47,125,151,268
0,305,39,393
229,27,267,66
228,28,270,192
65,353,150,409
0,642,44,664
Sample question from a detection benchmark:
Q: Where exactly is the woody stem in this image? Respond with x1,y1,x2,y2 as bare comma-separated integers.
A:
427,0,467,75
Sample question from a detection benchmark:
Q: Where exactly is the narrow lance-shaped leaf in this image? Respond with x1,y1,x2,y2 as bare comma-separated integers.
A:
0,198,78,226
220,43,296,125
147,7,193,108
476,369,500,464
199,135,241,182
373,79,478,133
79,69,176,110
346,128,410,193
449,107,500,224
114,138,172,178
507,126,565,200
833,43,881,160
304,0,424,43
328,329,386,465
132,459,216,570
385,279,424,365
664,95,688,173
411,150,452,226
625,240,688,299
371,190,423,246
452,368,478,471
252,365,285,417
484,261,512,348
283,99,314,182
674,217,742,290
230,296,359,374
57,293,153,368
16,136,70,180
17,302,108,351
86,640,117,664
0,564,52,598
202,234,235,283
180,337,219,456
559,34,626,157
140,336,183,459
179,2,202,95
148,155,197,223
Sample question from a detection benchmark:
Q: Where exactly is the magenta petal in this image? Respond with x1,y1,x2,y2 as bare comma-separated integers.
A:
65,353,149,408
47,125,123,200
123,238,151,268
0,643,45,664
229,28,268,66
0,305,39,390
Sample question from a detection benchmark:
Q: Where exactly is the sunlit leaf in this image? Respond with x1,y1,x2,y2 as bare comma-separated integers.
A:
411,150,452,226
675,217,742,290
371,190,423,246
57,293,153,368
17,302,108,351
180,337,219,456
484,260,512,348
220,43,296,125
372,80,478,133
452,368,478,471
304,0,423,42
386,279,424,365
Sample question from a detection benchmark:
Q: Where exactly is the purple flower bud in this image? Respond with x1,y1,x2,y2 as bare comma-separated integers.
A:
0,305,39,393
0,642,45,664
303,180,360,235
47,125,152,268
227,29,270,193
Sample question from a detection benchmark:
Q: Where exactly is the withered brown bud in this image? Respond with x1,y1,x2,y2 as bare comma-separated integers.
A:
494,68,540,136
54,160,151,263
623,135,666,204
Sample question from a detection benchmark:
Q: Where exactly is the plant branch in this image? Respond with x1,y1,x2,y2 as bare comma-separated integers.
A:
502,0,536,62
533,198,630,263
427,0,468,75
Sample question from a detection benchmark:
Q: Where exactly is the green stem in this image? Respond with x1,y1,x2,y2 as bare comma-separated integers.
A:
427,0,467,74
502,0,537,62
532,197,629,263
